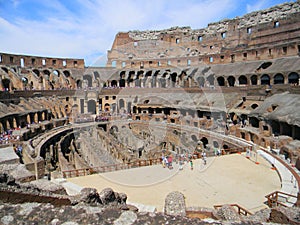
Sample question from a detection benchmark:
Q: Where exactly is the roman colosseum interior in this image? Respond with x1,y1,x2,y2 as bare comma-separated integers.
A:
1,1,300,223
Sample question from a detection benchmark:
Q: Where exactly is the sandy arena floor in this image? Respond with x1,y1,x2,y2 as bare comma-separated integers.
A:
67,153,280,212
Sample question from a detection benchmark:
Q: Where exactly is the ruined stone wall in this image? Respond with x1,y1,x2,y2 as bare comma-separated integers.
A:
107,1,300,69
0,52,84,69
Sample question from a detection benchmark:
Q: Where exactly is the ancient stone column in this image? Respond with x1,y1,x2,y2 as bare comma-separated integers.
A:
164,191,186,217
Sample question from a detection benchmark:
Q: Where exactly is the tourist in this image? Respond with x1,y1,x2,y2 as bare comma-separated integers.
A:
179,157,183,170
164,156,169,168
214,147,218,156
202,151,207,165
190,159,193,170
161,155,166,168
168,155,173,169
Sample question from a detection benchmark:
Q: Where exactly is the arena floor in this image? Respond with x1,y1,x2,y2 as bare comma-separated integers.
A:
67,153,280,212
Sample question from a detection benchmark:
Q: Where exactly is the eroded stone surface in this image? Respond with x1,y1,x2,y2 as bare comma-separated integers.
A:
164,191,186,217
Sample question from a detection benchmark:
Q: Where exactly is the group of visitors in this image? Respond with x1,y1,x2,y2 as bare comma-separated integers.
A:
214,147,221,156
162,155,173,169
162,152,210,170
0,128,22,145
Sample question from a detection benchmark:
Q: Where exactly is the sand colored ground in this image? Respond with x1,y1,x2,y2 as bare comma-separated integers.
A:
68,153,280,212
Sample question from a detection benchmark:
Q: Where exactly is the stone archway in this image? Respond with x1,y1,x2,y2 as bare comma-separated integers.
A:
217,77,225,86
207,75,214,86
2,78,10,90
197,76,205,87
63,70,71,77
250,75,258,85
76,80,82,89
274,73,284,84
83,75,93,87
288,72,299,85
227,76,235,87
119,79,126,87
111,80,118,87
261,74,270,85
200,137,208,148
238,75,248,85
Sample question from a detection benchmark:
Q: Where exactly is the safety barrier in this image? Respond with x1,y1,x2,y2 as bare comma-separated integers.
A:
214,203,252,216
265,191,298,208
62,158,162,178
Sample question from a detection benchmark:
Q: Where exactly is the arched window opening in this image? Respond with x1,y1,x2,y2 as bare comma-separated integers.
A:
238,75,248,85
33,69,40,76
249,117,259,128
227,76,235,87
119,79,125,87
43,70,50,76
288,72,299,85
271,120,280,136
217,77,225,86
213,141,219,148
2,78,10,90
250,75,258,85
120,71,126,79
83,75,93,87
53,70,60,76
111,80,118,87
63,70,71,77
76,80,82,89
274,73,284,84
261,74,270,85
197,77,205,87
200,137,208,148
207,75,214,86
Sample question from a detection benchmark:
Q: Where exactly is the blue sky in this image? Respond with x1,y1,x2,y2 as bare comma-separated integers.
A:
0,0,295,66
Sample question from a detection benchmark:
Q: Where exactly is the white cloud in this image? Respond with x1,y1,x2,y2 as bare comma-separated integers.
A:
246,0,270,13
0,0,279,66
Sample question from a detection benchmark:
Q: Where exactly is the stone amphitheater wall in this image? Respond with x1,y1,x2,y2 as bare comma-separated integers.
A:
107,2,300,69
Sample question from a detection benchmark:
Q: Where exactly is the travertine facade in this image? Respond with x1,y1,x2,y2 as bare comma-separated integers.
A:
107,1,300,69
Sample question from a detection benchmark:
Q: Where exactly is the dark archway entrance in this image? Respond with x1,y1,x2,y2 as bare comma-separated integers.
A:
2,78,10,90
238,75,248,85
261,74,270,85
227,76,235,87
200,137,208,148
250,75,258,85
274,73,284,84
217,77,225,86
288,72,299,85
83,75,93,87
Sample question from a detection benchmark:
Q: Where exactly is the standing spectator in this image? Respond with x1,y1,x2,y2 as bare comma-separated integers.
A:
190,159,193,170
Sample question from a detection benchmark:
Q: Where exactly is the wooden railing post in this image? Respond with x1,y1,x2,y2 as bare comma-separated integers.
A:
295,192,300,207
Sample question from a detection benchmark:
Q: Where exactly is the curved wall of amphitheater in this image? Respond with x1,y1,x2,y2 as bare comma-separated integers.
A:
0,1,299,181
